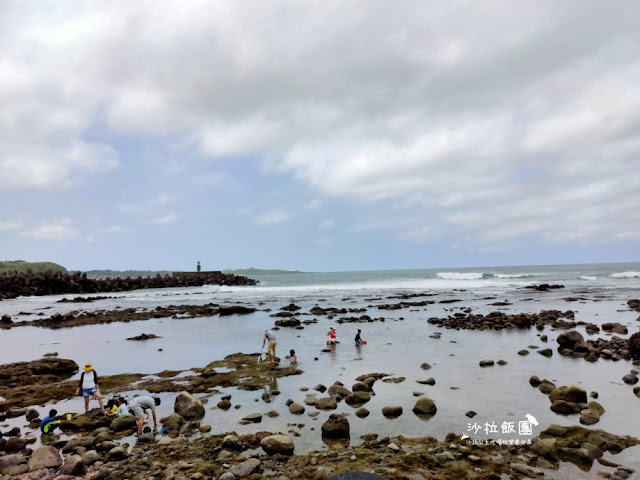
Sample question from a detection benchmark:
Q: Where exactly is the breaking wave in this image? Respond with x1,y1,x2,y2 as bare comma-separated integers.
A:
610,271,640,279
580,276,597,281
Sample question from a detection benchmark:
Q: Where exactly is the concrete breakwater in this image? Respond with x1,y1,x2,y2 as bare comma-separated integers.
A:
0,270,256,300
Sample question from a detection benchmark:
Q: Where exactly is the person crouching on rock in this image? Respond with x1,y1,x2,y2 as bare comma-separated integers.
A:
40,409,61,434
327,326,337,345
75,362,106,414
129,396,160,436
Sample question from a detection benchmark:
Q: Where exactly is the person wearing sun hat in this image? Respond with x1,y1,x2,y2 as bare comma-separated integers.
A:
75,362,106,414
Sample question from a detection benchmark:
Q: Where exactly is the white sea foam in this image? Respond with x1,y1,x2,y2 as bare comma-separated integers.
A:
436,272,484,280
610,271,640,279
580,276,597,281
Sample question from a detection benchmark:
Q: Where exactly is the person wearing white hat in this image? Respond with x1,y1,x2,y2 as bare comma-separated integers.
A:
75,362,106,414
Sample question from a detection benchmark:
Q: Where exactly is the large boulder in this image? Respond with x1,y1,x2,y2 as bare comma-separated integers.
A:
228,458,260,478
174,391,205,420
4,436,29,453
549,385,587,404
321,414,350,439
110,415,138,432
344,391,371,407
260,434,294,456
29,446,63,471
412,396,437,416
328,384,352,398
557,330,585,349
0,455,28,476
382,405,403,418
289,403,305,415
315,397,338,410
58,455,86,476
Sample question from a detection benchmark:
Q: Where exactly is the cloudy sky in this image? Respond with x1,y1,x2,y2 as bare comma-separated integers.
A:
1,1,639,272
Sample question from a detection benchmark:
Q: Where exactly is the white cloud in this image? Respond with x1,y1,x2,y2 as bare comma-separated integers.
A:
0,220,22,231
320,220,334,229
104,225,127,233
151,213,178,225
254,211,293,226
20,218,83,240
2,2,640,247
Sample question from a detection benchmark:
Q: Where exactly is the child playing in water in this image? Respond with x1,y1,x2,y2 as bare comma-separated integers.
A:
289,349,298,364
327,326,337,345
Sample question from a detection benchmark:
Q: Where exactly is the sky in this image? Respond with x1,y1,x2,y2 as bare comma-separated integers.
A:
1,1,639,272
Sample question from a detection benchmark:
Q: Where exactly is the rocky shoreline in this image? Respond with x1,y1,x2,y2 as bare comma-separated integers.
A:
0,271,256,301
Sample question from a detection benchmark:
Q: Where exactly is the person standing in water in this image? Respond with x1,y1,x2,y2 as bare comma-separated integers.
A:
262,329,278,363
355,329,363,346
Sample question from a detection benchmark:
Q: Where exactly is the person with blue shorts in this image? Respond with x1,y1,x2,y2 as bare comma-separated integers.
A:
75,362,106,414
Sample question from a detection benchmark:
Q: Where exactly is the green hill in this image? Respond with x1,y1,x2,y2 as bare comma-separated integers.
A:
0,260,67,274
84,269,173,279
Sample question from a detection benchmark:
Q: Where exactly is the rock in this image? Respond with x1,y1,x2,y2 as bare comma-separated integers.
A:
479,360,494,367
219,473,236,480
497,359,508,365
5,436,29,452
260,434,294,456
416,378,435,385
588,401,605,415
382,405,403,418
315,397,338,410
222,435,242,450
266,410,279,418
531,438,557,457
314,384,327,393
82,450,101,466
174,391,205,420
321,414,350,439
161,413,184,431
28,445,63,471
557,330,585,349
58,454,86,476
549,385,588,404
518,350,529,355
328,384,352,398
420,363,431,370
602,323,628,334
529,375,541,387
242,413,262,423
539,380,556,394
622,374,638,385
538,348,553,357
344,391,371,407
352,381,371,392
104,446,128,461
355,408,369,418
550,400,582,415
110,415,137,432
580,409,601,425
0,454,28,476
629,332,640,359
289,403,305,415
219,305,257,316
304,396,317,406
228,458,261,478
217,399,232,410
412,397,437,416
466,411,477,418
25,408,39,421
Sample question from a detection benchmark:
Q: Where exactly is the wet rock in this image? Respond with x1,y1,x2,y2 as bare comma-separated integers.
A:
382,377,405,383
355,408,369,418
126,333,161,341
304,396,317,406
538,348,553,357
382,405,403,418
602,323,628,335
5,436,29,452
629,332,640,359
217,399,232,410
550,400,582,415
321,414,350,439
557,330,585,349
412,397,437,416
161,413,184,433
313,384,327,393
344,391,371,407
549,385,588,404
25,408,39,421
328,383,351,398
175,391,205,420
219,305,256,316
518,350,529,355
497,359,508,365
260,434,294,455
420,363,431,370
289,403,305,415
538,380,556,394
58,454,86,476
28,445,63,471
110,415,137,432
228,458,261,477
222,435,242,450
529,375,541,387
0,454,28,476
82,450,101,466
466,411,477,418
315,397,338,410
351,381,370,392
242,413,262,423
266,410,279,418
622,374,638,385
580,409,601,425
416,378,435,385
104,446,128,461
479,360,494,367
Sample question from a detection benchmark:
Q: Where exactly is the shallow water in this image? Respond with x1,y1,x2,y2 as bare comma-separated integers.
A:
1,267,640,478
